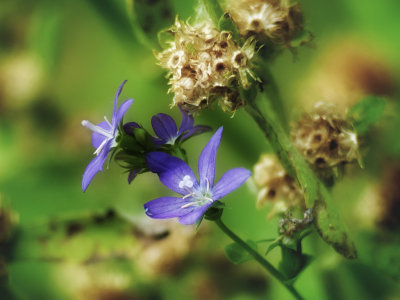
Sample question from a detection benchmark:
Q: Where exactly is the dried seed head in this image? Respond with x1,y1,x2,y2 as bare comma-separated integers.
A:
279,208,313,237
291,102,360,168
253,154,304,217
226,0,304,46
156,19,257,113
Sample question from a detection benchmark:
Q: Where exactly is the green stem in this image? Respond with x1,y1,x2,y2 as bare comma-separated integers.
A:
245,99,297,179
258,62,289,131
215,218,305,300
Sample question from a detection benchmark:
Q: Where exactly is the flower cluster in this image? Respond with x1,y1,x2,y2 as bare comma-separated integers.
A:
81,81,210,190
291,102,360,169
226,0,304,47
156,19,257,112
253,154,303,217
81,82,250,226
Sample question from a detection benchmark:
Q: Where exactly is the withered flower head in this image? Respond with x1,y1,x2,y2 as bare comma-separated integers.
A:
253,154,304,217
156,18,257,113
291,102,360,168
226,0,304,47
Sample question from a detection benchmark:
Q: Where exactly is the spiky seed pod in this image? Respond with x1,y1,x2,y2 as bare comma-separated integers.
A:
156,19,257,113
226,0,304,47
291,102,360,168
253,154,304,217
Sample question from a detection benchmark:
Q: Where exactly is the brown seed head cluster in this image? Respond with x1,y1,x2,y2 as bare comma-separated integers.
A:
291,102,360,168
253,154,304,216
227,0,304,46
156,19,257,112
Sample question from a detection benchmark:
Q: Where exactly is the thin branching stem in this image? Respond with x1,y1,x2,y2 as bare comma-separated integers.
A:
215,218,305,300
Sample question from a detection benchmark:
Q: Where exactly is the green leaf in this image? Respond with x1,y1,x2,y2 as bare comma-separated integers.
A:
218,12,240,41
278,245,313,280
224,240,258,264
313,195,358,259
200,0,224,27
348,96,386,134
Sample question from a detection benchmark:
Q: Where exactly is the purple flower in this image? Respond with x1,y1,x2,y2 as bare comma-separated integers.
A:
144,127,251,225
152,106,211,146
81,80,133,191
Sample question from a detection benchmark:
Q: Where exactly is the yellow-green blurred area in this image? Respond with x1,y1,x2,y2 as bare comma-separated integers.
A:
0,0,399,299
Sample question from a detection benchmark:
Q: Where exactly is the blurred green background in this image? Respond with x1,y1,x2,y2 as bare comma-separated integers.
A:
0,0,399,299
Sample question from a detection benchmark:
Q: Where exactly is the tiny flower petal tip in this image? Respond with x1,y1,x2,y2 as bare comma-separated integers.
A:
144,127,251,225
81,80,133,191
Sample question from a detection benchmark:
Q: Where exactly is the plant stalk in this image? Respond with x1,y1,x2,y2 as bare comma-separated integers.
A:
215,218,305,300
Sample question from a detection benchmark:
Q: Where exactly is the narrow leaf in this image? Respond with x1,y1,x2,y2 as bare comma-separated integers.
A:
224,240,257,264
348,96,386,134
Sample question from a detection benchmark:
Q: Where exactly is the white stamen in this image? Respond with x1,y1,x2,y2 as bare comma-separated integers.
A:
93,138,109,156
181,202,196,208
82,119,118,156
81,120,113,139
180,176,213,208
104,116,113,128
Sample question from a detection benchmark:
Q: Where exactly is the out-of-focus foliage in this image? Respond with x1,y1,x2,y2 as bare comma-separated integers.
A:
0,0,400,299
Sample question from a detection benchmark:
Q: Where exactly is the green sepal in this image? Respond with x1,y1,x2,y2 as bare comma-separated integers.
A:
131,128,152,149
118,133,142,153
114,150,147,170
348,95,386,135
204,201,225,221
195,216,205,230
224,239,258,264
